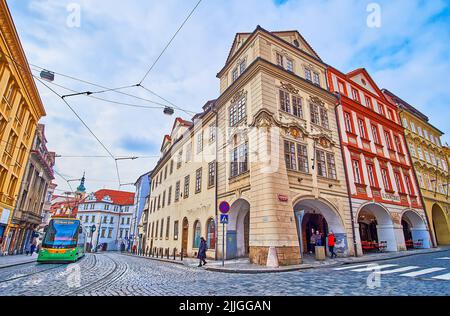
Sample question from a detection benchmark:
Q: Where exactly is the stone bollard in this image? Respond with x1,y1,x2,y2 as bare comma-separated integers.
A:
266,246,279,268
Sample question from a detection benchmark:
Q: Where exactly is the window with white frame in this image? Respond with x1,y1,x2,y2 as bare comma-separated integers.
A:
195,168,202,193
304,68,312,82
197,132,203,154
230,142,248,178
316,150,327,178
313,72,320,86
286,58,294,72
229,94,247,127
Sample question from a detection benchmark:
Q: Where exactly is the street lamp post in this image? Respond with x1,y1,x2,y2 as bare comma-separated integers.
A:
95,216,103,252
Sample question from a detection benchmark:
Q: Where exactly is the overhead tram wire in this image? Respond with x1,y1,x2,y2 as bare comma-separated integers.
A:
135,0,203,116
138,84,196,116
138,0,203,85
33,76,122,188
54,170,74,192
29,72,169,110
2,52,193,114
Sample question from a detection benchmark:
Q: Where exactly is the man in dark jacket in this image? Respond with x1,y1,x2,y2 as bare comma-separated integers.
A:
197,237,208,267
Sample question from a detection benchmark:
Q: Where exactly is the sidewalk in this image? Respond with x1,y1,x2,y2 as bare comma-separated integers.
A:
0,253,37,269
123,246,450,274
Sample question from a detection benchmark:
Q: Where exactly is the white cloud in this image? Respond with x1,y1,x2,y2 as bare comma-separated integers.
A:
7,0,450,192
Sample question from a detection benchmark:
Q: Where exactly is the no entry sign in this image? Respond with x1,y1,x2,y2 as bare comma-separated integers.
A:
219,201,230,214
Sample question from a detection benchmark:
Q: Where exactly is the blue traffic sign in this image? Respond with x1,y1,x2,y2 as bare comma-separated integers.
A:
220,214,229,224
219,201,230,214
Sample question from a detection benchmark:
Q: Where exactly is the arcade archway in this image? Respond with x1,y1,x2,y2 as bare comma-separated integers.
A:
357,203,397,252
432,204,450,245
293,198,347,256
401,210,430,249
227,199,250,259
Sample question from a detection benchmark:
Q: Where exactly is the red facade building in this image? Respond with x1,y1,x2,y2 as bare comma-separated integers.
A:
327,67,431,254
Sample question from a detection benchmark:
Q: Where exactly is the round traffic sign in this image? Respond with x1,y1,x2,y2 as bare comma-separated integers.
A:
219,201,230,214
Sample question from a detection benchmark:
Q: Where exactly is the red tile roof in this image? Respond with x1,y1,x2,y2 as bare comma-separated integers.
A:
89,189,135,206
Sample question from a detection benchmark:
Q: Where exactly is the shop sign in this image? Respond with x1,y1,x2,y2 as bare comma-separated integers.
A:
381,192,400,202
278,194,289,202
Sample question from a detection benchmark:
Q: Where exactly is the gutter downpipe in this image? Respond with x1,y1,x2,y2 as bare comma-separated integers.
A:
333,92,358,257
213,105,219,261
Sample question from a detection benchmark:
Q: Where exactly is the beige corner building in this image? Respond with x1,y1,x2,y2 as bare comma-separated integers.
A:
215,26,352,265
0,1,46,254
383,90,450,246
145,26,355,266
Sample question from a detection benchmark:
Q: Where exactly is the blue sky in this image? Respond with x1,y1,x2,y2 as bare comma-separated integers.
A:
6,0,450,192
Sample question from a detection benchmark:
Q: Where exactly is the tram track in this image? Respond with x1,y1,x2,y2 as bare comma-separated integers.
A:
0,261,70,284
65,253,128,295
0,254,96,287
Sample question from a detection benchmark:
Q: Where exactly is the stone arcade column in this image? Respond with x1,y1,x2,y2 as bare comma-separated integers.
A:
247,110,301,266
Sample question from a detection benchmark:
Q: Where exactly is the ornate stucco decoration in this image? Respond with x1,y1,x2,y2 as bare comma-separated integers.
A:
309,95,325,107
311,132,336,149
231,89,247,104
280,82,299,94
249,108,279,129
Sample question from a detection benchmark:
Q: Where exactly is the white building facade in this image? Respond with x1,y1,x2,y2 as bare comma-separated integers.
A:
77,189,135,251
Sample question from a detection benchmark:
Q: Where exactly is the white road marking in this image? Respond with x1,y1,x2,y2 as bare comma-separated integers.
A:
351,264,398,272
400,267,446,277
435,257,450,260
432,273,450,281
374,266,419,275
333,264,372,271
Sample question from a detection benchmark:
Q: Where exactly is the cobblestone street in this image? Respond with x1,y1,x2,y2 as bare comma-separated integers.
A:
0,250,449,296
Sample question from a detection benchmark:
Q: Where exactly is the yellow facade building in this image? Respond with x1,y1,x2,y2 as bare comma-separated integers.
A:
383,90,450,246
0,1,46,253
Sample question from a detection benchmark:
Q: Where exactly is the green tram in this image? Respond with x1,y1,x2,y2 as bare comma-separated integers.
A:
38,218,86,263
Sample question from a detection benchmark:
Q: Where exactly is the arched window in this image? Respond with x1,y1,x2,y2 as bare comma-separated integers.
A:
206,219,215,249
193,220,201,248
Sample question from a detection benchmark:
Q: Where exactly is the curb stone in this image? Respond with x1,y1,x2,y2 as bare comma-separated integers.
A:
119,247,449,274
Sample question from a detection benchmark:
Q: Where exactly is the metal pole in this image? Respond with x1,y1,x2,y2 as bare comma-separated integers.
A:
222,222,225,266
95,217,102,252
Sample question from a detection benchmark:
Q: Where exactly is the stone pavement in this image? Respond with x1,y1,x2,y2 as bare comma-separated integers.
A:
0,251,449,296
124,246,450,273
0,253,37,269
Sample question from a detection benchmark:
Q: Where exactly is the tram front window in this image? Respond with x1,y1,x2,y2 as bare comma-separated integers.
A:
42,219,79,249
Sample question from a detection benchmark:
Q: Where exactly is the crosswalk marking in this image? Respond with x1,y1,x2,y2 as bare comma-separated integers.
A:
375,266,419,275
351,264,398,272
432,273,450,281
333,264,372,271
400,267,446,277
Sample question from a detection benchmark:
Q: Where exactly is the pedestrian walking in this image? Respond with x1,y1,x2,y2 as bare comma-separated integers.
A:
30,239,37,255
25,242,31,256
197,237,208,267
328,231,337,259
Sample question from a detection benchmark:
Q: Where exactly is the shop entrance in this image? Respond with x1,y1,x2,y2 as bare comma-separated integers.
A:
432,204,450,245
401,210,430,249
357,203,396,253
293,198,348,257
